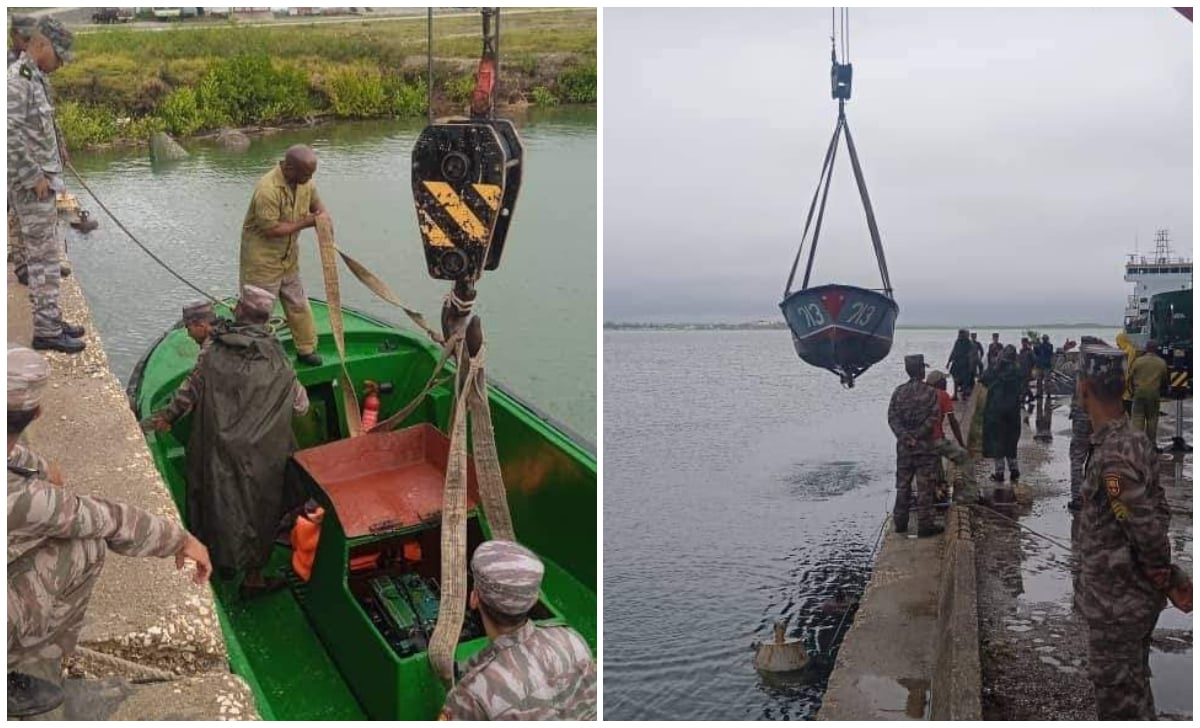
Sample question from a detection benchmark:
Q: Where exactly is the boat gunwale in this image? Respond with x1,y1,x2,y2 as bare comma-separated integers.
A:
126,297,596,458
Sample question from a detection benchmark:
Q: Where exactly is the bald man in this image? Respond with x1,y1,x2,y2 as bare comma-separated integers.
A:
239,145,328,366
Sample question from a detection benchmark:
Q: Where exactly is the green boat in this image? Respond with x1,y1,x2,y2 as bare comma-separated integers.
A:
126,297,596,720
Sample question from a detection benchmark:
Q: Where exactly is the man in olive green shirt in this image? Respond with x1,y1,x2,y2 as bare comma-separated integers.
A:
239,144,327,366
1128,339,1169,446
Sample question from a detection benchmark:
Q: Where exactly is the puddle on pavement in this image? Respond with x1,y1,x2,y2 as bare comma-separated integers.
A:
1151,649,1193,717
854,674,930,719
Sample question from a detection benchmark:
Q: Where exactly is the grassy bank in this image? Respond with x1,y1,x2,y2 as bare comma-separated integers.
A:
43,9,595,149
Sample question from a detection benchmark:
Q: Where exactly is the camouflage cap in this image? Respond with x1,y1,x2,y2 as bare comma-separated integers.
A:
238,284,275,318
8,346,50,412
182,300,215,324
10,15,36,39
926,369,947,386
36,17,72,62
904,354,927,370
471,540,544,616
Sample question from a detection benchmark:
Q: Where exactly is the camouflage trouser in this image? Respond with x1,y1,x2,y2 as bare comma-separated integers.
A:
1086,617,1158,720
242,271,317,355
11,188,64,338
7,536,106,670
1131,393,1160,445
1069,411,1092,500
894,453,938,530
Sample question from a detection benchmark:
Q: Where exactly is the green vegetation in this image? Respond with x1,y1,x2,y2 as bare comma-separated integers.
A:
51,9,596,149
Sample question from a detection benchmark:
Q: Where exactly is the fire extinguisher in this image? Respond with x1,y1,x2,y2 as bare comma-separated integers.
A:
361,380,380,431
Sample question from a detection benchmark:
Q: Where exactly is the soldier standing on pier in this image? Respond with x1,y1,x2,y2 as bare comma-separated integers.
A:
1067,337,1103,512
7,18,83,353
887,354,943,537
1074,343,1192,720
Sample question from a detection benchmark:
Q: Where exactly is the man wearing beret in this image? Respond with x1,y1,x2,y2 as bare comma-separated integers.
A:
1074,342,1192,719
439,540,596,720
887,354,943,536
8,17,82,353
183,285,310,599
7,346,212,718
141,300,221,433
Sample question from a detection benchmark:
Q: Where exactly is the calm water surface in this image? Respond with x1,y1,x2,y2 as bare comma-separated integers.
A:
67,109,596,439
602,326,1118,720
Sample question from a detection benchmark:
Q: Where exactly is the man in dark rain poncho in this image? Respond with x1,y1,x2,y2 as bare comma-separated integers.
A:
946,329,976,401
980,344,1024,483
186,284,309,599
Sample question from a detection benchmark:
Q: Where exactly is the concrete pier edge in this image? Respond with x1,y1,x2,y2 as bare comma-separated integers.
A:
8,263,258,720
819,387,984,720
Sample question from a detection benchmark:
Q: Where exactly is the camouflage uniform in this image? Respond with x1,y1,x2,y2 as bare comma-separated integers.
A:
7,17,35,266
1068,398,1091,502
1076,345,1177,721
7,347,187,670
440,541,597,720
153,338,214,425
887,356,941,531
7,22,71,339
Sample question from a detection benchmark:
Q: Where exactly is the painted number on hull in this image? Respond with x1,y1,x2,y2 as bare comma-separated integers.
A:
846,303,876,327
799,303,825,328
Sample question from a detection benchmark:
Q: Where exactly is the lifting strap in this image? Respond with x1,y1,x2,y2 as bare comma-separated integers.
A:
782,100,893,299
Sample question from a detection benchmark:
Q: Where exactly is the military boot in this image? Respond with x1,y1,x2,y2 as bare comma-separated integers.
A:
893,515,909,534
60,322,85,338
297,351,323,367
7,672,64,718
32,333,85,354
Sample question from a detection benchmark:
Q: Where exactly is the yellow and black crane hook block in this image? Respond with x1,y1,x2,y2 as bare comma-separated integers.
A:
411,118,523,281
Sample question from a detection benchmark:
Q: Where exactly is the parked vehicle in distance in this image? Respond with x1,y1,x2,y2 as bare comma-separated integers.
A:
92,8,134,23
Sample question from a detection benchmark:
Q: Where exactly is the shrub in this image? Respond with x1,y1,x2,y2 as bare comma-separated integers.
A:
530,86,558,107
197,55,312,126
157,87,202,136
557,61,596,104
323,64,390,118
388,76,427,117
444,73,476,104
57,102,120,148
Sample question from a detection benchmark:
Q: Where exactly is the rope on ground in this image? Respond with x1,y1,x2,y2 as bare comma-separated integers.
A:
64,161,220,304
74,646,176,683
970,502,1074,553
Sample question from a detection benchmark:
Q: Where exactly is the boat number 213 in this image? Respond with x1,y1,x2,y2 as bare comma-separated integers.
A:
797,302,875,328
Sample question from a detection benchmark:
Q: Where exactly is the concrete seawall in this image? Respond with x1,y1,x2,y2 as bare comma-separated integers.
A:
8,266,258,720
818,391,983,721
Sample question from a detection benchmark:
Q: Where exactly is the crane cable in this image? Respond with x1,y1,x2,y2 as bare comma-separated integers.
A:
65,161,220,304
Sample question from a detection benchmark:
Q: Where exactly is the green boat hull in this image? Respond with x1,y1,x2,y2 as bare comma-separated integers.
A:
127,298,596,720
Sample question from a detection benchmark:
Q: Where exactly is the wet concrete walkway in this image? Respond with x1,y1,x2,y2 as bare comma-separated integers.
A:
8,265,257,720
975,399,1193,720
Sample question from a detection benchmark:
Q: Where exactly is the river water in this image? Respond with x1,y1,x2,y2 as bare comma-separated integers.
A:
602,326,1120,720
67,109,596,440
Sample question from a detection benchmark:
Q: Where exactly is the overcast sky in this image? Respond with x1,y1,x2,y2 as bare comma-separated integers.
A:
603,8,1192,325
